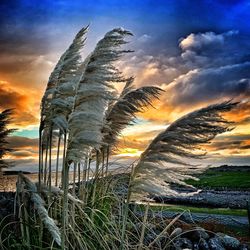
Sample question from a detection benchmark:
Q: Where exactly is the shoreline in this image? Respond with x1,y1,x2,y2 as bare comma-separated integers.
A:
0,171,80,192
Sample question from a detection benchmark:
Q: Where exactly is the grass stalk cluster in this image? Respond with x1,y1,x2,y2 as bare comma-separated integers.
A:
2,25,242,249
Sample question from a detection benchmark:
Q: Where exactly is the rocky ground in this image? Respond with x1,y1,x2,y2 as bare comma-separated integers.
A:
133,209,250,248
1,169,249,249
154,189,250,209
136,209,248,228
0,192,15,220
1,192,249,249
167,227,249,250
134,218,250,249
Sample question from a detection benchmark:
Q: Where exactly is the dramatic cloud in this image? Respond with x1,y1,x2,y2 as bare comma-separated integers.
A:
7,136,39,149
179,30,237,51
6,136,39,160
119,31,250,124
207,134,250,151
0,81,39,127
114,29,250,166
1,0,250,170
164,62,250,107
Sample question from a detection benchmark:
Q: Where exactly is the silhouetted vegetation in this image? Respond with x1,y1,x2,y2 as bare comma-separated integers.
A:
0,109,16,172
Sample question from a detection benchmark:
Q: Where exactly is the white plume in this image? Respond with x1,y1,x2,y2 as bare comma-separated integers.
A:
66,28,133,163
130,101,238,199
18,173,61,246
103,77,163,147
40,26,89,137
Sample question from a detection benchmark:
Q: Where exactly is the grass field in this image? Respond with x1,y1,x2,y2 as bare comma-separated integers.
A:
136,203,247,216
146,167,250,217
186,169,250,189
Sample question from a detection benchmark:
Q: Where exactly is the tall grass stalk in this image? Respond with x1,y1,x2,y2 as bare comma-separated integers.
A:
91,151,100,218
26,26,239,250
55,131,62,187
43,140,49,184
105,146,109,176
19,173,62,246
61,133,67,187
61,160,70,249
38,127,43,190
78,162,81,189
138,203,149,250
120,164,135,250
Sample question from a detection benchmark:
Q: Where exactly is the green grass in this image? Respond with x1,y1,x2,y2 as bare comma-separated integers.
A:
186,170,250,189
136,203,248,217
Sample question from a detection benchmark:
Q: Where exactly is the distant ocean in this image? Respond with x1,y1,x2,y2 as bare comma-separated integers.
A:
0,156,134,191
1,172,82,192
0,173,38,192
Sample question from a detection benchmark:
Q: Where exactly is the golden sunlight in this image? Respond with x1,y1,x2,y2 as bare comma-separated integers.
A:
117,147,143,157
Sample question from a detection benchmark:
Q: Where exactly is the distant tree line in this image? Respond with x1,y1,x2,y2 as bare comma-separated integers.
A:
0,109,15,173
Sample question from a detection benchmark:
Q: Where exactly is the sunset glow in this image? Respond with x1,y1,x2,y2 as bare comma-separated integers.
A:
1,0,250,171
117,148,143,157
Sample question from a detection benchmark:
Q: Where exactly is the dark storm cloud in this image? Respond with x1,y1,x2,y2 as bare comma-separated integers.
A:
179,31,227,51
208,138,249,151
154,30,250,111
167,62,250,107
179,30,250,69
0,1,50,55
122,30,250,106
0,55,38,74
7,136,39,149
7,136,39,160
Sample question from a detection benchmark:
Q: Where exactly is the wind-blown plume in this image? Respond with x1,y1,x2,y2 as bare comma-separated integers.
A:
40,26,89,133
102,77,163,147
40,54,66,132
61,29,133,246
17,173,61,246
38,26,89,187
46,26,89,134
66,28,133,163
130,101,238,199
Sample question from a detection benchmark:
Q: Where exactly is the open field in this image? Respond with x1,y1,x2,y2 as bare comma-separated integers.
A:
186,169,250,189
153,166,250,215
136,203,248,217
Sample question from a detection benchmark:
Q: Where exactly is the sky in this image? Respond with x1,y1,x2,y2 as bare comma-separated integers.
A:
0,0,250,172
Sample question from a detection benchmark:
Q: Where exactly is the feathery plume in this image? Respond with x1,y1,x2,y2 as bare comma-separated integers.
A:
103,77,163,147
40,26,89,132
18,173,61,246
130,101,238,199
46,26,89,134
66,28,133,163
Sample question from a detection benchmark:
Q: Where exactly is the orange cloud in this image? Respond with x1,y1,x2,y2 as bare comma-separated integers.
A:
0,80,40,128
224,102,250,123
114,98,250,161
0,50,58,130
